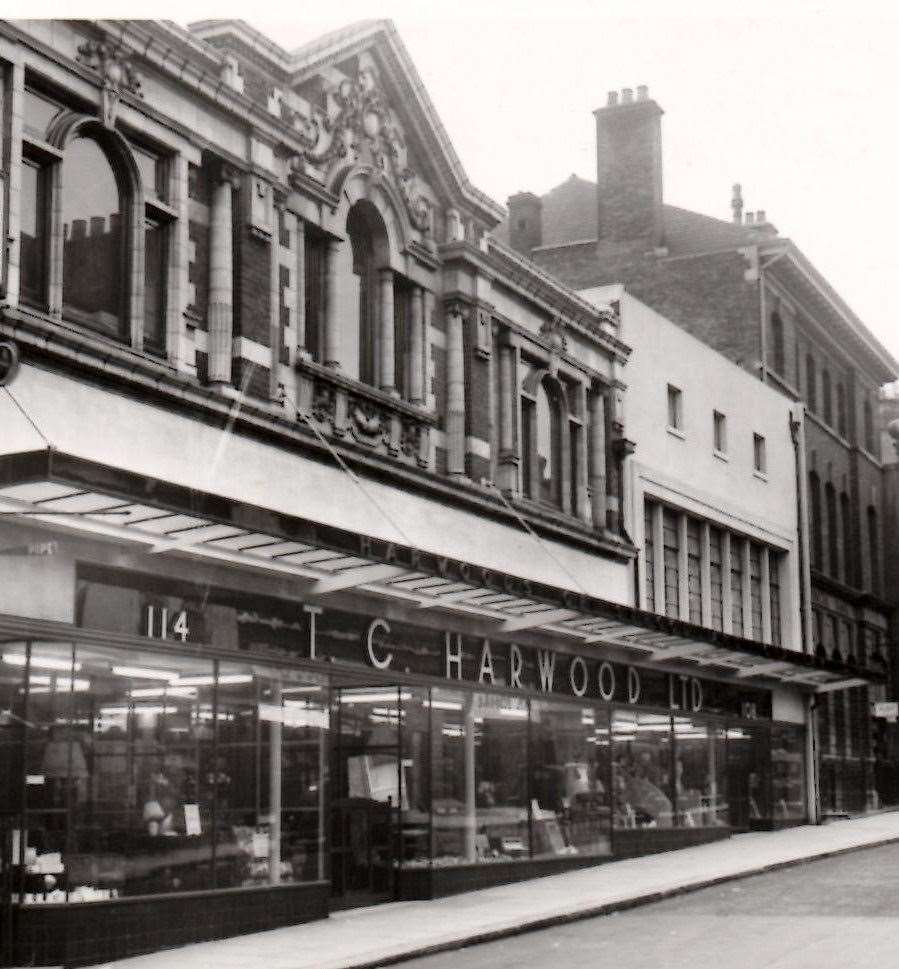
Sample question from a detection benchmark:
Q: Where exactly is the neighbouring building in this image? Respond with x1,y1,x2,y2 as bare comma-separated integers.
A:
0,21,869,966
500,85,899,816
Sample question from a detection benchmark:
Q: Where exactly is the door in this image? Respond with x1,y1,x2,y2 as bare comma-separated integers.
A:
330,686,402,907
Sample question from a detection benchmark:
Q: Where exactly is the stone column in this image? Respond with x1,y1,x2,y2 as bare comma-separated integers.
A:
497,342,518,492
409,286,425,404
324,240,341,368
208,166,236,387
294,218,306,356
446,301,467,477
589,389,608,529
379,268,395,394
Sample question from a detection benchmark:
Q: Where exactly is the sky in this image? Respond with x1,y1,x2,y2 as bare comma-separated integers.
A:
15,1,899,369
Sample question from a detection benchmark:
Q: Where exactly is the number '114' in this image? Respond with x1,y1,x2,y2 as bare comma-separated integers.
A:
146,605,190,642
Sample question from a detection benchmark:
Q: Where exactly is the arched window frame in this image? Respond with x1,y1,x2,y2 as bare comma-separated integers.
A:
19,93,177,356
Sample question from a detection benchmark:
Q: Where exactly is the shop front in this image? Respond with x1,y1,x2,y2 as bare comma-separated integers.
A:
0,450,869,966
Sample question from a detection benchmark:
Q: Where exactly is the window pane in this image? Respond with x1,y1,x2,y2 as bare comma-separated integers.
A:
730,539,744,636
662,509,679,618
709,528,724,631
23,88,62,140
144,217,167,352
531,701,611,858
613,710,673,829
673,717,727,828
749,544,763,640
771,724,806,821
535,383,560,505
643,503,655,612
687,519,702,624
130,143,166,202
20,159,46,305
62,138,125,339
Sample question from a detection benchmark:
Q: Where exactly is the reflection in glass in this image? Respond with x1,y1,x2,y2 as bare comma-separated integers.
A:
62,137,125,338
20,160,46,306
535,382,560,505
771,723,806,820
672,717,728,827
144,217,167,353
612,710,673,829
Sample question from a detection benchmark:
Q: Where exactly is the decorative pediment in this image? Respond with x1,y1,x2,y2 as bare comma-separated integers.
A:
288,64,431,235
76,38,143,127
539,315,568,353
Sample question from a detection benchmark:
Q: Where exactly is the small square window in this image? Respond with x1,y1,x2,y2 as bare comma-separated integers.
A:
713,410,727,453
753,433,767,474
667,384,683,430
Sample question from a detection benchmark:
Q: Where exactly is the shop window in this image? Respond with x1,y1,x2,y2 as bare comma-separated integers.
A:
666,383,682,431
822,369,832,426
709,527,724,632
753,433,767,474
672,716,728,828
825,483,838,578
612,710,673,830
530,701,611,858
730,537,745,636
808,472,822,569
770,310,785,375
10,642,327,906
725,723,771,828
643,503,656,612
770,724,806,821
713,410,727,454
749,544,763,640
662,507,680,618
769,554,782,647
687,518,702,624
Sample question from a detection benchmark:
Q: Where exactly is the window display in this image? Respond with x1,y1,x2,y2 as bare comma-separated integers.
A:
671,716,728,827
612,710,674,829
771,723,806,820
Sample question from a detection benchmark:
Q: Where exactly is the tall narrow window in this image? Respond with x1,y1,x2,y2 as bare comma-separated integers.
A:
770,311,785,375
840,492,852,585
806,355,817,412
20,158,47,306
662,508,680,618
303,229,326,362
644,503,656,612
753,434,766,474
62,137,126,340
667,384,683,430
143,217,167,353
868,506,880,595
864,398,875,454
687,518,702,623
822,369,832,426
809,472,822,569
769,554,782,646
709,527,724,632
713,410,727,453
393,280,409,397
348,203,379,386
730,537,744,636
749,544,763,640
837,383,847,438
535,381,561,505
824,483,838,578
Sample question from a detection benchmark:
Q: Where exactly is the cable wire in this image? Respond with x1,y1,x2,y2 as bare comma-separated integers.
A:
3,386,52,449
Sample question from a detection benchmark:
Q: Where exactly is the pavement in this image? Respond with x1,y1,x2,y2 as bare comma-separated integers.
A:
93,811,899,969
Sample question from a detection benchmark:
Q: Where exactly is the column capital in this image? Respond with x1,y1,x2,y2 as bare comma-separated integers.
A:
445,298,469,321
208,156,241,189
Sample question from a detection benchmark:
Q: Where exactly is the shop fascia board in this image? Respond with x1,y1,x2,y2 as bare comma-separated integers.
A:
0,449,873,692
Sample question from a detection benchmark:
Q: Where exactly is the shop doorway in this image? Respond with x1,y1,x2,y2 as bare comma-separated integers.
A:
330,686,403,908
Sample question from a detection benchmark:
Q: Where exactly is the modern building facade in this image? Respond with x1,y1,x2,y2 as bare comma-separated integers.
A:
502,87,899,816
0,20,871,966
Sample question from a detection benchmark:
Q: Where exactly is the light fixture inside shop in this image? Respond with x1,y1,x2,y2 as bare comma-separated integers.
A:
131,686,197,698
173,673,253,686
112,665,177,681
340,691,412,704
3,653,81,672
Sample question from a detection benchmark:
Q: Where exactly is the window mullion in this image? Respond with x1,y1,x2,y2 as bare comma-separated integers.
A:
700,521,712,627
760,547,772,645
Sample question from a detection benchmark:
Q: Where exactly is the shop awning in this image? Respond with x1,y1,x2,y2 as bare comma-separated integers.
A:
0,448,873,694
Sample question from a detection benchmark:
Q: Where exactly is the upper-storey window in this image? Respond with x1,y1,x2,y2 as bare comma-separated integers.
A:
822,369,832,426
61,137,126,340
348,201,380,386
522,377,562,505
837,383,847,438
713,410,727,454
19,86,176,356
805,354,817,412
667,383,683,431
770,310,785,375
864,397,875,454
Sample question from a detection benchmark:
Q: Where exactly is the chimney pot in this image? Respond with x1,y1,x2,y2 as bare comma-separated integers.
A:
745,212,755,224
756,209,766,223
637,85,649,101
621,87,634,104
607,90,619,106
731,183,743,224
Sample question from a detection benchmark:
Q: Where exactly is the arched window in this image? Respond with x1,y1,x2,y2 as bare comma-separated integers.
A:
806,354,817,412
347,200,385,387
840,492,852,585
770,311,785,375
808,471,822,569
825,482,838,577
822,369,832,426
62,137,127,340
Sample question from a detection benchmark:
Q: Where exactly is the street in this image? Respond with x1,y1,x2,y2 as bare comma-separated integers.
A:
394,843,899,969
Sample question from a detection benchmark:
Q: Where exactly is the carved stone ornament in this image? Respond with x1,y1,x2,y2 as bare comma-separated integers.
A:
539,315,568,353
288,66,431,235
76,39,143,128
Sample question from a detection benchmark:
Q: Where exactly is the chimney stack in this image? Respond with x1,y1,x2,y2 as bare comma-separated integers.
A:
507,191,543,254
731,183,743,224
594,86,664,247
